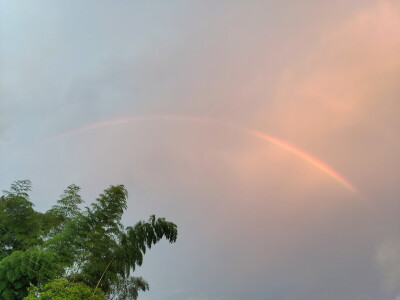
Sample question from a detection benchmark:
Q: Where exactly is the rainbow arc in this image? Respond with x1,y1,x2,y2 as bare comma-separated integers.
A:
50,115,361,197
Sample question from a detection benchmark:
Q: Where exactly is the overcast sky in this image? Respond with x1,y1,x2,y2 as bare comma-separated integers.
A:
1,1,399,299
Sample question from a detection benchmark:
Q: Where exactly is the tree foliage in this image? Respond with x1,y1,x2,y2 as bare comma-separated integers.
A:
0,180,41,259
24,278,105,300
0,180,178,300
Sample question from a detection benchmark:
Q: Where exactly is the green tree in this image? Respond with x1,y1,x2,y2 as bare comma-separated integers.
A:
107,275,149,300
41,184,83,237
0,248,63,299
0,180,178,300
0,180,41,259
24,278,105,300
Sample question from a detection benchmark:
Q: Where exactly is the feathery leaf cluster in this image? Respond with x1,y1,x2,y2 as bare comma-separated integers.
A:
0,180,178,300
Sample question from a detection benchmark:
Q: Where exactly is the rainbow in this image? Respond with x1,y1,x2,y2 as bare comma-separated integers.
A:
50,115,212,141
50,115,361,196
249,130,360,195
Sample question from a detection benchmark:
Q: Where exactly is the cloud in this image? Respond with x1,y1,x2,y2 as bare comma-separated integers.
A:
268,1,400,139
188,296,225,300
376,240,400,293
246,0,400,198
0,114,5,140
1,1,400,300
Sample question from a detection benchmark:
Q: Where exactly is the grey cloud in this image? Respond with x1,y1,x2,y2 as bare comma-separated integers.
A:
377,240,400,294
1,1,399,300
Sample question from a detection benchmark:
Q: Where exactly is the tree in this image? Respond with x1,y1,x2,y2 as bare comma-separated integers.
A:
24,278,105,300
107,275,149,300
0,180,178,300
41,184,83,237
0,180,41,259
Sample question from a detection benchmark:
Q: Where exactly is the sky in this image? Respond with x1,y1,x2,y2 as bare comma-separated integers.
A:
1,1,399,299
